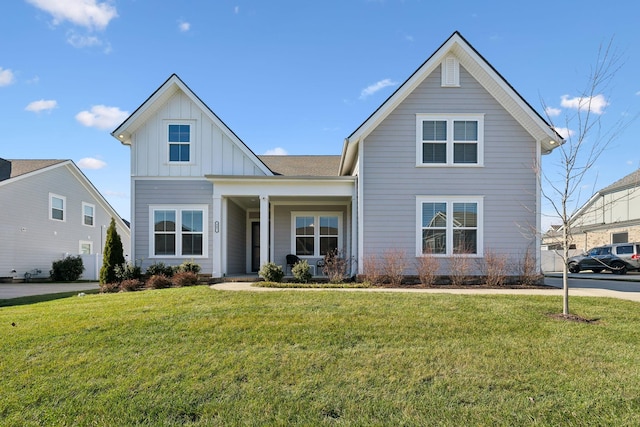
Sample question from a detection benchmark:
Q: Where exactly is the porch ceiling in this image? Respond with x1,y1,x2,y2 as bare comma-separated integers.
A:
227,195,352,210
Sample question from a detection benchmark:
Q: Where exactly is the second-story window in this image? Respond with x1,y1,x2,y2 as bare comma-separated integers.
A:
417,114,484,166
168,124,191,162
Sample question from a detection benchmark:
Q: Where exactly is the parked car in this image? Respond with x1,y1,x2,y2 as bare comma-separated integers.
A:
567,243,640,275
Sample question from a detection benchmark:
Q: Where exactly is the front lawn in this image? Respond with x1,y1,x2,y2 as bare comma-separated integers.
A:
1,286,639,425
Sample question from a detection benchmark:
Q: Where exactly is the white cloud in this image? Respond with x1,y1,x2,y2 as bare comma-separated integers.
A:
636,90,640,96
26,0,118,31
360,78,397,99
234,6,240,14
554,127,575,139
264,147,288,155
67,31,100,47
545,106,562,117
75,105,129,130
77,157,106,169
103,189,127,198
0,67,15,86
560,94,609,115
25,99,58,113
178,20,191,32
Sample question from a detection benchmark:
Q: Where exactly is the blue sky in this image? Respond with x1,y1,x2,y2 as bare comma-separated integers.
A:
2,0,639,229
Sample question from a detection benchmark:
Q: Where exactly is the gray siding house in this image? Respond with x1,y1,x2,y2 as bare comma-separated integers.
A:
112,32,561,279
0,158,131,281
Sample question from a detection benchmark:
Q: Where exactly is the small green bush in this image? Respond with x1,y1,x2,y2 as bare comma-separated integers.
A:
259,262,284,282
292,259,312,283
172,271,199,287
178,260,201,274
146,274,173,289
146,262,175,278
50,256,84,282
114,263,142,282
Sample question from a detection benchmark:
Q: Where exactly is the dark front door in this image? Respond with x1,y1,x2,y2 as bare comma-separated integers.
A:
251,222,260,272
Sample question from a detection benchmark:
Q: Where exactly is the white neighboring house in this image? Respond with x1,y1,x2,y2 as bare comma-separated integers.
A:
0,158,131,281
112,32,561,279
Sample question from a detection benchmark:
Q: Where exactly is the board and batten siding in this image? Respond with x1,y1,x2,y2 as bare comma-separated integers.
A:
226,199,246,275
0,165,130,279
572,188,640,228
130,90,267,178
134,179,213,272
362,65,538,275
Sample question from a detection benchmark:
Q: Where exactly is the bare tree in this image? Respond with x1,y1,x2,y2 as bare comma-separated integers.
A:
541,38,631,316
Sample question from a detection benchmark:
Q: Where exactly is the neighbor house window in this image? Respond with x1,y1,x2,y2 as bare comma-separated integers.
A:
168,124,191,162
150,205,207,257
417,114,484,166
292,212,342,257
79,241,92,255
82,202,95,226
417,196,483,256
50,193,66,221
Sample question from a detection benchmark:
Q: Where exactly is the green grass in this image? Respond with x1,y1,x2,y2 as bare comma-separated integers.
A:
2,286,640,426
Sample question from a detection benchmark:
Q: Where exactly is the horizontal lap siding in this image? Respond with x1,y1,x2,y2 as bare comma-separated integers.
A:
362,66,537,274
134,179,213,272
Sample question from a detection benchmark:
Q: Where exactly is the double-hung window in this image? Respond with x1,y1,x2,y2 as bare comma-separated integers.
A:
168,123,191,162
292,212,341,257
50,193,66,221
151,205,207,257
417,197,483,256
417,114,484,166
82,202,95,226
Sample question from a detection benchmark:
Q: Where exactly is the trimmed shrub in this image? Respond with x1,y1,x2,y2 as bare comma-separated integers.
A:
146,262,175,278
114,263,142,282
259,262,284,282
292,259,312,283
362,254,384,286
120,279,144,292
99,282,120,293
172,271,199,287
415,250,439,286
100,218,125,284
50,255,84,282
381,249,407,286
146,274,173,289
177,260,201,274
479,249,509,287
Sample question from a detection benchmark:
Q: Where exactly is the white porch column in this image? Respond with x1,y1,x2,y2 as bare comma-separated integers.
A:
212,195,223,278
260,195,270,270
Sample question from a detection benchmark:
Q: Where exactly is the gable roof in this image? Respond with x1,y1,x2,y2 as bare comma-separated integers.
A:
0,158,130,233
339,31,563,175
0,158,66,181
258,155,341,176
111,73,273,176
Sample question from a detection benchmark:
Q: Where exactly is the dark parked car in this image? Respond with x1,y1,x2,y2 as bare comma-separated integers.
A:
567,243,640,275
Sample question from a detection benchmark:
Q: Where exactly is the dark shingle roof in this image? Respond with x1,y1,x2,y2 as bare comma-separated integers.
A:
600,169,640,193
258,155,341,177
0,159,66,181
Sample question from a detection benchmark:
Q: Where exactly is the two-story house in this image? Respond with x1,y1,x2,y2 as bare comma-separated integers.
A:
0,158,131,281
112,32,561,279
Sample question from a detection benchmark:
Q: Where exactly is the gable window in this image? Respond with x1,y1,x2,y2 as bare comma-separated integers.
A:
168,124,191,162
150,205,207,257
82,202,95,226
417,196,483,256
292,212,342,257
50,193,66,221
417,114,484,166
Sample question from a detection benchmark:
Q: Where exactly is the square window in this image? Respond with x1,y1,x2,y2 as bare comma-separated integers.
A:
151,207,207,257
292,213,342,257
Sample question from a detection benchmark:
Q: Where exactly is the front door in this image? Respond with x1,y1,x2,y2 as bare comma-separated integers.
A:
251,221,260,272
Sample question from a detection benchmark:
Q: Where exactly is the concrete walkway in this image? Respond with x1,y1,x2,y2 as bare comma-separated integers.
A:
211,281,640,303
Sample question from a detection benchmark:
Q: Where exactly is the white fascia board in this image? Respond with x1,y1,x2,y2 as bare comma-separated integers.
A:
209,176,356,197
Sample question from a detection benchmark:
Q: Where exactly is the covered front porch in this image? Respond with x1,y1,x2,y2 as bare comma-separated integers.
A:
207,176,358,279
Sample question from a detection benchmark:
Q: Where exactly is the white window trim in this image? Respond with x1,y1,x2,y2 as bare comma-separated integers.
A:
416,114,484,167
291,211,343,258
82,202,95,227
149,204,208,258
165,120,195,165
49,193,66,222
416,196,484,257
79,240,93,255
